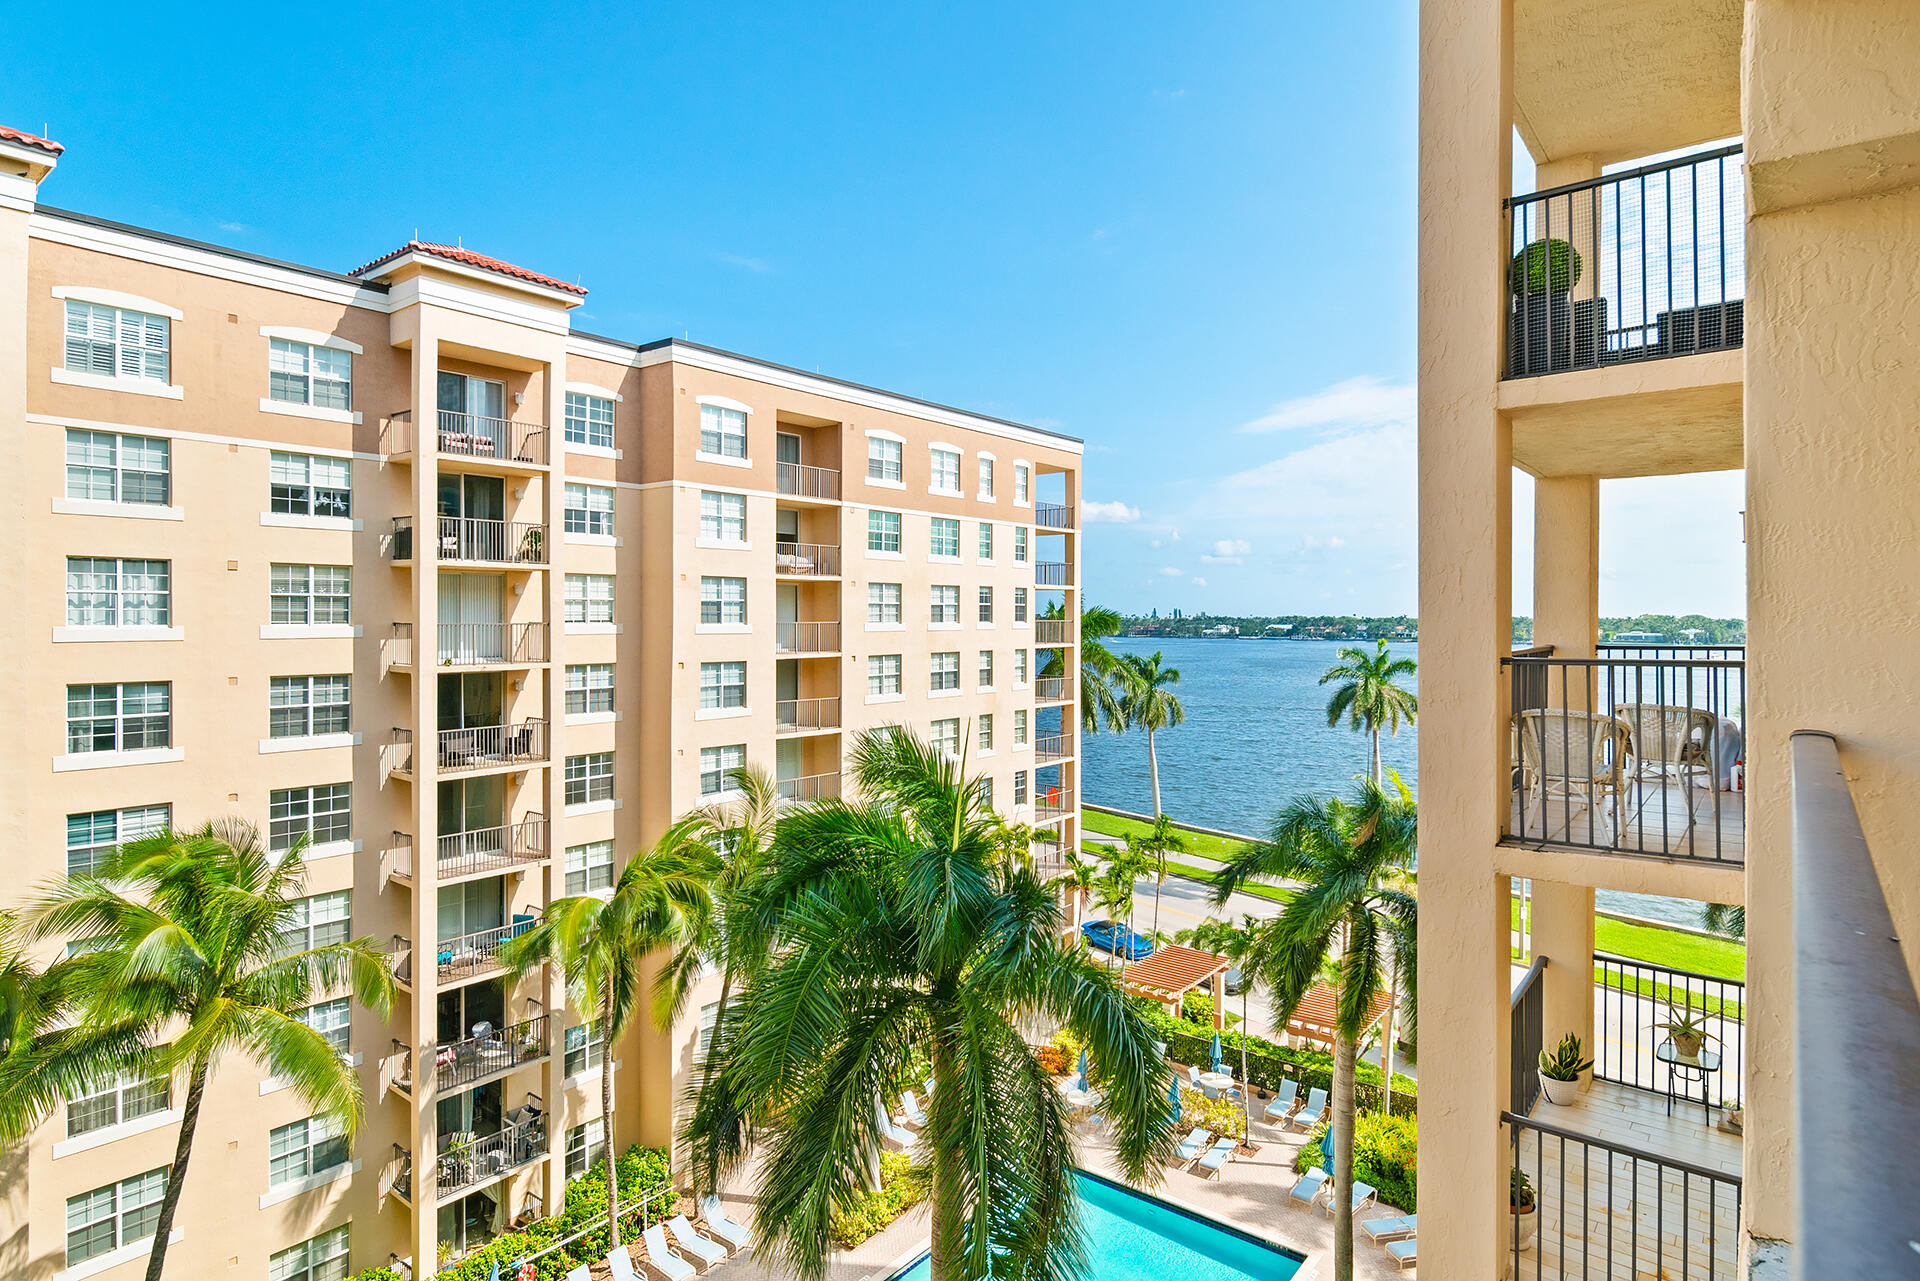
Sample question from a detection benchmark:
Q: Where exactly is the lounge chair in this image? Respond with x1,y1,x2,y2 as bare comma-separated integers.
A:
1195,1136,1236,1179
925,1074,936,1097
1287,1167,1329,1208
607,1245,650,1281
1290,1087,1327,1131
1264,1079,1299,1122
899,1089,928,1127
667,1215,729,1270
881,1116,918,1148
1199,1082,1220,1100
700,1196,751,1252
640,1227,698,1281
1362,1214,1417,1243
1386,1238,1418,1271
1172,1126,1209,1163
568,1267,593,1281
1187,1065,1203,1087
1317,1181,1377,1218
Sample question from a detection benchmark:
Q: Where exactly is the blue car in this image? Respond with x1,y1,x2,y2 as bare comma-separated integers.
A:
1081,919,1155,960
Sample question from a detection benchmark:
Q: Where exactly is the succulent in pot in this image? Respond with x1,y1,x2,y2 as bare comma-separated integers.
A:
1652,1000,1720,1060
1510,1166,1537,1251
1537,1033,1594,1106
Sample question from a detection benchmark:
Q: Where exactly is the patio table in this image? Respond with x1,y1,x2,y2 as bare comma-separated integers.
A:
1656,1039,1723,1124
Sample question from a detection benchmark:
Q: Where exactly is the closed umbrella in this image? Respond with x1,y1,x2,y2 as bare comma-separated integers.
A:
1076,1049,1089,1091
1210,1031,1223,1073
1168,1077,1181,1123
1321,1123,1336,1175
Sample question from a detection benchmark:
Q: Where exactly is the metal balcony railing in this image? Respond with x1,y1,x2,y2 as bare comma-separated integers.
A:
1034,501,1073,529
1033,676,1072,704
775,772,841,805
388,817,548,884
1791,730,1920,1275
1510,957,1546,1115
391,622,550,667
774,541,840,577
393,1015,551,1095
1593,952,1744,1114
1034,734,1072,763
1032,785,1074,822
388,720,550,777
436,410,550,466
390,516,549,565
776,461,841,501
1502,651,1744,863
775,621,841,653
1504,145,1744,378
421,917,539,985
419,1114,548,1201
774,697,841,734
1034,618,1072,645
1034,561,1073,587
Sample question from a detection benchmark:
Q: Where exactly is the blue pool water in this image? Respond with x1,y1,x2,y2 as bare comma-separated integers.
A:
886,1170,1302,1281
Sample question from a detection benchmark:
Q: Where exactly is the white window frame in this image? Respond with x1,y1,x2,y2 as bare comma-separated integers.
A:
565,574,615,625
1014,463,1031,505
280,892,352,955
978,455,995,498
1014,710,1029,746
271,565,352,626
700,744,746,796
978,523,994,562
979,714,995,752
700,576,747,626
699,491,747,544
866,435,903,484
1014,588,1029,624
1015,770,1029,804
566,1119,607,1180
929,517,960,559
566,840,615,895
268,339,351,411
978,587,995,624
296,997,352,1056
66,804,170,878
867,510,902,555
269,452,352,519
66,557,170,627
867,582,902,625
1014,526,1030,563
268,1114,348,1188
563,483,616,537
930,651,960,693
565,392,616,449
698,403,749,460
1015,649,1030,685
565,664,615,717
930,585,959,626
868,654,902,697
65,1167,168,1267
979,650,995,688
565,753,615,806
269,675,351,739
65,1070,170,1140
62,298,171,385
700,661,747,711
930,718,961,758
269,784,351,853
66,682,170,754
929,447,962,494
64,429,171,506
270,1225,350,1281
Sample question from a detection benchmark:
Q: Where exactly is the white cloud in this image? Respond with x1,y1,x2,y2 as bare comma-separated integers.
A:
1328,535,1346,548
1149,539,1162,549
1202,538,1252,564
1082,500,1141,524
1158,566,1184,577
1239,375,1415,435
715,252,772,273
1191,576,1207,587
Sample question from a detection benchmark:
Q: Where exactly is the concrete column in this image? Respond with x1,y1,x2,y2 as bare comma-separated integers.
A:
1416,0,1514,1276
539,352,569,1215
408,328,443,1277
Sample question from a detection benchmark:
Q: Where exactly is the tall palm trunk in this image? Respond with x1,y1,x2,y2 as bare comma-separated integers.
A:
1150,864,1164,944
1146,728,1162,817
1331,1031,1358,1281
602,978,622,1248
143,1056,209,1281
1369,727,1381,787
1381,959,1398,1116
929,1019,959,1281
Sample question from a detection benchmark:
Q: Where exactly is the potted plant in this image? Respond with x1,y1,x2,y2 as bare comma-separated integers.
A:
1508,237,1583,374
1652,1001,1719,1060
1510,1166,1537,1251
1537,1033,1594,1106
519,526,545,562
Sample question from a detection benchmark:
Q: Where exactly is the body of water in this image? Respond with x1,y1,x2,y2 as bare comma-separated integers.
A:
1082,636,1704,929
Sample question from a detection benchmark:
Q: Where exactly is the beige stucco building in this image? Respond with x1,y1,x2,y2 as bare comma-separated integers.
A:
1418,2,1920,1277
0,126,1082,1280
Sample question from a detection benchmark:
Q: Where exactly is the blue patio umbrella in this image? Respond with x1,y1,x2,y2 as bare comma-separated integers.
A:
1210,1031,1223,1072
1077,1048,1088,1091
487,1259,501,1281
1168,1077,1181,1122
1321,1124,1337,1175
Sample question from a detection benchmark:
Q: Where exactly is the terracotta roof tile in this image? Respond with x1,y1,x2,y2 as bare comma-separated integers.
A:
351,240,585,296
0,125,64,156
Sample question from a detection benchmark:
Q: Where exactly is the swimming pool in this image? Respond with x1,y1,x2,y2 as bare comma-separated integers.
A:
884,1170,1303,1281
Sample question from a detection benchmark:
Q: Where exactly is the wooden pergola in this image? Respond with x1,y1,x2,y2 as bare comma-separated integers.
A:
1282,983,1395,1049
1121,944,1234,1030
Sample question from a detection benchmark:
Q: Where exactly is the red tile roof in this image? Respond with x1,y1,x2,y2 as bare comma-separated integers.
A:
351,240,586,295
0,125,64,156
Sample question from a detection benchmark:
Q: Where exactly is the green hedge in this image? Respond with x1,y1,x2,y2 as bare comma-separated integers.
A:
349,1146,671,1281
1138,1003,1419,1118
1292,1111,1418,1212
830,1152,933,1247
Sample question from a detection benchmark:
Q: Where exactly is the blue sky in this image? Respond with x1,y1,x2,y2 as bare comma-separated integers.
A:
6,1,1744,618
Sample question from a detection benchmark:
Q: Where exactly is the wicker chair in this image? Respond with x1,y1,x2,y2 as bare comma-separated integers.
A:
1613,703,1718,837
1515,709,1633,845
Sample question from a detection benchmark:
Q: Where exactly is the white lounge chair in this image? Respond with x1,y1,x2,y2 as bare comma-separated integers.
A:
568,1267,593,1281
1318,1180,1377,1218
925,1074,936,1097
609,1244,655,1281
668,1215,729,1270
899,1089,928,1127
1172,1126,1209,1163
1287,1167,1329,1208
1362,1213,1417,1243
1386,1238,1417,1271
640,1227,698,1281
1195,1136,1236,1179
1290,1087,1327,1131
701,1196,751,1252
1264,1079,1299,1121
881,1116,918,1148
1187,1065,1203,1087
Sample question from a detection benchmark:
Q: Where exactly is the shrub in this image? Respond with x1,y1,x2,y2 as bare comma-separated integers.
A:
1291,1111,1418,1212
830,1152,933,1247
1509,238,1582,295
1035,1044,1069,1076
1138,1001,1417,1116
1178,993,1242,1029
1179,1087,1247,1142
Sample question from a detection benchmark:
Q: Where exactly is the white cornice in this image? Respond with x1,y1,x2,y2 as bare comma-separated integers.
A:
383,274,572,337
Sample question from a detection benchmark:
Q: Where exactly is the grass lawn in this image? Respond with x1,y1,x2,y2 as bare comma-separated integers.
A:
1082,807,1256,864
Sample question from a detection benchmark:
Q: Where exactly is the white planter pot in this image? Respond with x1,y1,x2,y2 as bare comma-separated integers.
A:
1540,1075,1580,1107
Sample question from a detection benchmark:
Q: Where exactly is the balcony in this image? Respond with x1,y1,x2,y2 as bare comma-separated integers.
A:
1034,560,1073,587
379,411,550,470
1502,647,1744,863
391,516,550,567
775,697,841,736
392,1109,549,1206
1034,618,1072,646
391,1014,550,1097
387,720,550,780
392,917,538,989
775,621,841,654
1504,147,1744,380
1034,733,1073,764
774,541,840,578
388,622,549,670
388,817,547,887
1034,501,1074,530
1032,785,1074,824
776,772,841,806
1033,676,1072,705
776,461,841,502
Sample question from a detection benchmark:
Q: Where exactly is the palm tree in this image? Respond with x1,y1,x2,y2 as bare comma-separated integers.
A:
1319,639,1418,785
3,823,394,1281
1175,916,1262,1137
1213,779,1418,1281
1050,850,1098,933
1702,903,1745,939
682,727,1176,1281
1116,650,1186,816
695,764,782,1032
1091,855,1143,979
1077,604,1128,734
500,815,716,1248
1127,814,1189,944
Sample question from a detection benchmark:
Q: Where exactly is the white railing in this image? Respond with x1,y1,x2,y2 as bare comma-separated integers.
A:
776,621,841,653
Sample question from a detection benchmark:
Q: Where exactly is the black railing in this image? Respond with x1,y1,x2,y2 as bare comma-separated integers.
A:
1504,145,1744,377
1791,730,1920,1275
1511,956,1546,1115
434,1114,549,1199
1034,560,1073,587
389,721,550,776
1504,1110,1742,1280
1593,952,1744,1114
1034,502,1073,529
426,1014,551,1093
1501,653,1745,862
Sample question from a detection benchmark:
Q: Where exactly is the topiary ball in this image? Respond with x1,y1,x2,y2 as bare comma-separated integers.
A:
1509,238,1582,295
